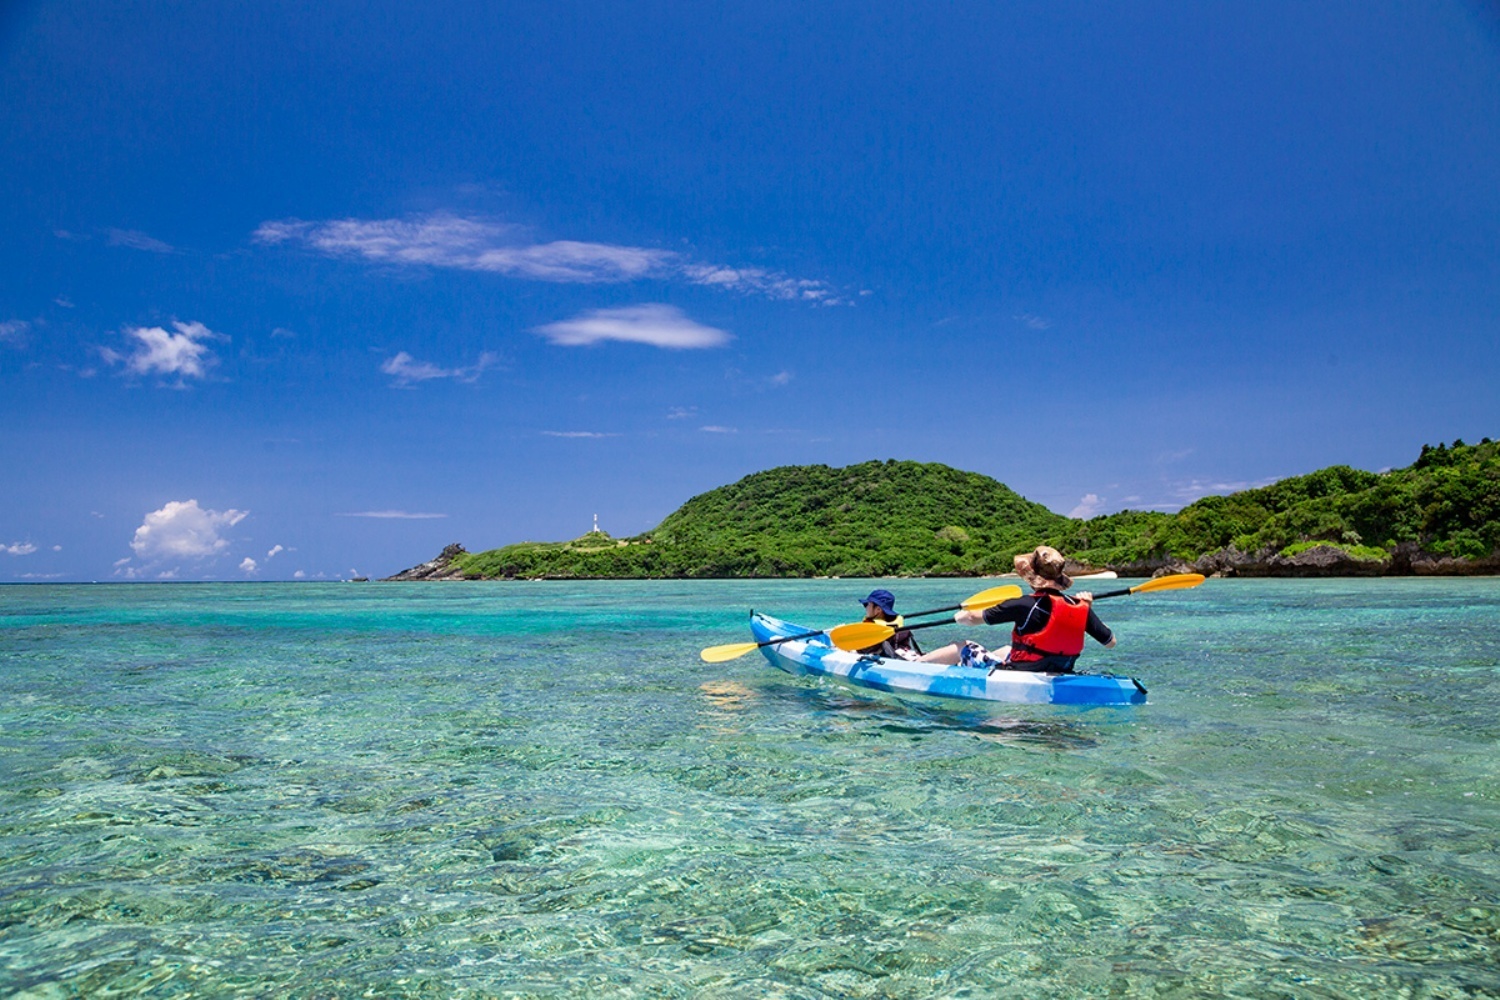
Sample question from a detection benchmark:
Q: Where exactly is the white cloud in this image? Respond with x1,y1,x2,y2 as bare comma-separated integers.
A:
474,241,671,282
55,297,75,308
1171,476,1280,502
255,212,843,301
542,430,620,438
293,569,306,579
107,228,174,253
381,350,498,386
105,320,226,381
4,542,37,556
535,304,730,349
700,425,738,434
257,214,669,283
681,264,841,303
769,370,793,387
0,320,29,345
267,544,285,559
240,557,258,573
666,406,697,420
1069,494,1108,518
1014,313,1052,331
336,510,447,519
130,500,247,560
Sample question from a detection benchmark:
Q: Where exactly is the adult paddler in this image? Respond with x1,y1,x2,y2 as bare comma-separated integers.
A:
919,545,1116,671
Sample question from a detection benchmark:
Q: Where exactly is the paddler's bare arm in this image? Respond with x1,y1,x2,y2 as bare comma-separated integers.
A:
1077,591,1118,648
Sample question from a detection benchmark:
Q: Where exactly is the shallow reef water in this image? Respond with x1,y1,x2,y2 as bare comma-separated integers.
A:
1,578,1497,997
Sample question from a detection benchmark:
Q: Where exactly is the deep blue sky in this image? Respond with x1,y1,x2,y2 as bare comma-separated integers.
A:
3,1,1498,581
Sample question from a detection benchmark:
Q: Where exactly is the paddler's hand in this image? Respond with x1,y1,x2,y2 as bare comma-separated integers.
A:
1076,591,1094,604
954,609,984,626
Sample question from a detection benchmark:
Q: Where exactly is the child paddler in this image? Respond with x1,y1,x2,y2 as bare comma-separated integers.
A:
919,546,1116,671
853,589,924,661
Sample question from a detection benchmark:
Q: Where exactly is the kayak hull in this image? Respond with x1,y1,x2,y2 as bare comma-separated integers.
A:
749,612,1146,707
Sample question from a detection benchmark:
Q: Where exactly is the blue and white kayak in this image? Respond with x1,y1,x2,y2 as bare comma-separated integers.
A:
750,611,1147,706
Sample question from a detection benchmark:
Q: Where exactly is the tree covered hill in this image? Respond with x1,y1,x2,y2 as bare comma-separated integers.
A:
1059,437,1500,573
390,440,1500,579
445,460,1071,579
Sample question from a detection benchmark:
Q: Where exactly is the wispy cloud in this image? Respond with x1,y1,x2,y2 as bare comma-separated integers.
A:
1119,475,1284,513
103,320,226,381
380,350,499,386
257,214,669,282
681,264,840,303
700,425,738,434
1171,476,1281,501
255,212,845,302
336,510,447,519
4,542,37,556
541,430,621,438
1014,313,1052,331
107,228,175,253
666,406,697,420
535,304,730,349
0,320,28,346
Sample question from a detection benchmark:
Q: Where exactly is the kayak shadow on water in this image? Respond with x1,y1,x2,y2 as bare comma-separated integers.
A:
770,680,1103,751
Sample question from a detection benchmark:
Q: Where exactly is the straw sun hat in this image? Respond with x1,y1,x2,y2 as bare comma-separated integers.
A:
1014,545,1072,591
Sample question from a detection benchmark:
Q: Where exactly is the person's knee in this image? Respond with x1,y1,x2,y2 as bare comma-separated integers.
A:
919,643,961,665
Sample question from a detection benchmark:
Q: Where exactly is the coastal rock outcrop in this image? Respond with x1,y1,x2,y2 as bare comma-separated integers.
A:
1110,543,1500,579
383,543,471,581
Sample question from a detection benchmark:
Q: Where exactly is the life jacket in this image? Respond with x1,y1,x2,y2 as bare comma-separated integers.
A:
856,615,922,659
1008,592,1088,671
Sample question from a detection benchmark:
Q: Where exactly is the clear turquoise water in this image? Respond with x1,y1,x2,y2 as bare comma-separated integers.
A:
1,578,1496,998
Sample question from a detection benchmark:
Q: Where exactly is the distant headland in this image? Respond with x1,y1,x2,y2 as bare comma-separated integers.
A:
386,438,1500,580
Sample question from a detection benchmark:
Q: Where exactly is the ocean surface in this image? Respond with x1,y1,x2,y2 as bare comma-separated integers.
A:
1,578,1496,998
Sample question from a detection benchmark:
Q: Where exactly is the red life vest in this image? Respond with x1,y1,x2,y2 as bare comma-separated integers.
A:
1009,592,1088,667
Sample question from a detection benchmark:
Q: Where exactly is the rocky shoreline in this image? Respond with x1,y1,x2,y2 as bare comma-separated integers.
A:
1104,542,1500,579
384,543,473,581
386,541,1500,581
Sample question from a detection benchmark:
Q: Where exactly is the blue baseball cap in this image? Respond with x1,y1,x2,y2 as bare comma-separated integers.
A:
859,589,896,615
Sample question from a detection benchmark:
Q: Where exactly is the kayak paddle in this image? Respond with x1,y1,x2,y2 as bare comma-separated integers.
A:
890,584,1024,624
1088,572,1206,599
828,573,1206,650
698,584,1024,663
701,620,904,663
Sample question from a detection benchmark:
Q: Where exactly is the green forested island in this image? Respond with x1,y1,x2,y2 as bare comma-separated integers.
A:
389,438,1500,580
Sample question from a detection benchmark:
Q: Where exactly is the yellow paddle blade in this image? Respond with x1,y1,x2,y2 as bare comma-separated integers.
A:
1131,573,1206,594
828,620,897,651
960,584,1023,610
700,641,763,663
